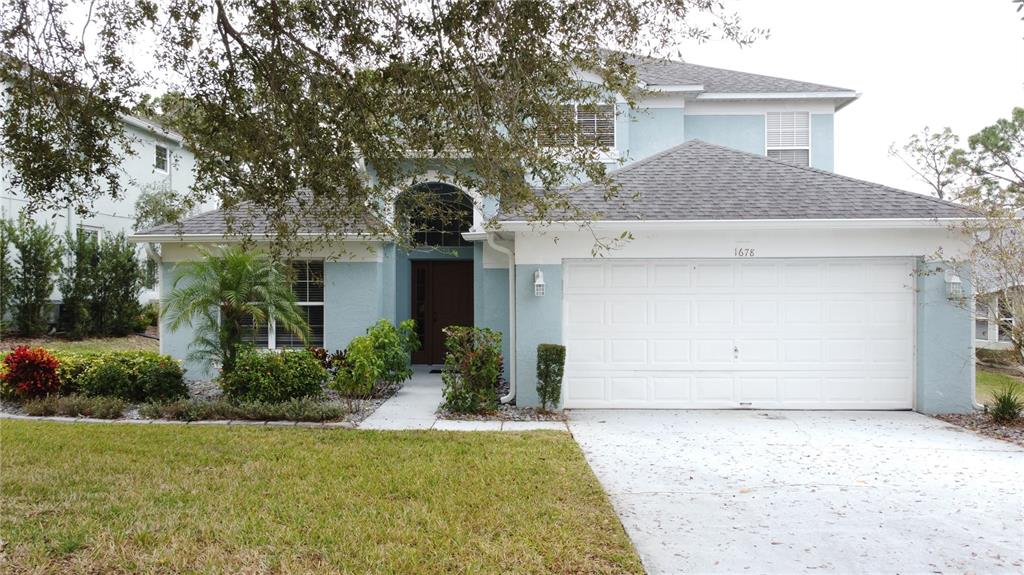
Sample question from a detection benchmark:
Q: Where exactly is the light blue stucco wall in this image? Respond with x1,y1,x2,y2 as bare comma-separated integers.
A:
626,107,686,161
916,261,975,414
473,243,511,374
514,263,563,407
811,113,835,171
159,261,216,381
683,114,765,155
323,261,385,352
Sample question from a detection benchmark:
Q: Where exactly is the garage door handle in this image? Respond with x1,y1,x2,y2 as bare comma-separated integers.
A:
733,345,739,359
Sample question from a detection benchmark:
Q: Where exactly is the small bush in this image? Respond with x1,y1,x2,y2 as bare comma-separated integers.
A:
536,343,566,411
52,352,99,394
77,360,134,400
72,351,187,402
330,335,383,398
441,326,502,414
220,348,326,403
0,346,61,399
24,394,126,419
368,319,420,385
140,397,346,422
990,384,1023,423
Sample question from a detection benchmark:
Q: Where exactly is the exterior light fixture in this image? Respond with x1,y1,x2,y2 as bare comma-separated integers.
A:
945,269,964,301
533,270,546,297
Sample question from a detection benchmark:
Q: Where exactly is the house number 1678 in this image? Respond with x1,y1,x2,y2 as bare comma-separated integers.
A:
734,248,756,257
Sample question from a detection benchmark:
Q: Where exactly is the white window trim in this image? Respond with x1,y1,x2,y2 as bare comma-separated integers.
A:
78,224,103,242
154,144,169,174
764,111,812,166
237,260,326,350
975,299,992,342
540,102,618,154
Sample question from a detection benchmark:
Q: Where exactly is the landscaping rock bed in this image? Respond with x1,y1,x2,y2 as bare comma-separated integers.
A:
1,380,402,426
936,412,1024,448
437,404,567,422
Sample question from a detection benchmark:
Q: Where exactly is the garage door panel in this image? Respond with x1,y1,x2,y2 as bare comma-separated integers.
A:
653,263,692,287
739,264,780,288
652,376,693,401
695,263,735,288
563,258,915,410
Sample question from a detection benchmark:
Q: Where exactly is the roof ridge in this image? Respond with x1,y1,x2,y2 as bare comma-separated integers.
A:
683,139,970,211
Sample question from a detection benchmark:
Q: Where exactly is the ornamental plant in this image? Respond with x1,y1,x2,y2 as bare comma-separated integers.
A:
220,348,326,403
990,384,1022,423
536,343,566,411
366,319,421,386
331,335,384,398
441,326,502,414
0,346,61,399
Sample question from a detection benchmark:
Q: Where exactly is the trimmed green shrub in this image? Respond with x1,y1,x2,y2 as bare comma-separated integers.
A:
63,351,187,402
9,217,62,336
536,343,566,411
24,394,126,419
77,360,134,400
991,384,1023,423
0,346,61,399
330,335,383,398
367,319,420,385
219,348,326,403
441,326,502,414
52,351,99,394
140,397,346,422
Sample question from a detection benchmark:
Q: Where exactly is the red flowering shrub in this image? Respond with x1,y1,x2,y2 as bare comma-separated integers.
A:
1,346,61,399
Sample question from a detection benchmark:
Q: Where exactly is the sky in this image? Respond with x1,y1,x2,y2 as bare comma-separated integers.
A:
672,0,1024,196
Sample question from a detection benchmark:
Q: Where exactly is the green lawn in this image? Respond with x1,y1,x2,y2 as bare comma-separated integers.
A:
0,335,159,354
977,367,1024,405
0,421,641,574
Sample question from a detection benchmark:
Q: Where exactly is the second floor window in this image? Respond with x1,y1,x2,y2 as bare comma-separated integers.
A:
155,144,169,172
766,112,810,166
540,104,615,148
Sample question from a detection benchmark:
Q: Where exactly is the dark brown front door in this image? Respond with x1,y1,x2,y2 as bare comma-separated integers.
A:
411,260,474,364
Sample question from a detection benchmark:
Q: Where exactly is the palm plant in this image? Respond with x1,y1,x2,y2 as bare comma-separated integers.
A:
162,245,309,374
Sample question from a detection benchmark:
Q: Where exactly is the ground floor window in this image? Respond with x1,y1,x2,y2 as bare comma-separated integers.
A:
239,260,324,349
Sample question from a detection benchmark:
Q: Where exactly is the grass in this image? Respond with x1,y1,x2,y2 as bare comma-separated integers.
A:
0,335,159,354
0,421,641,574
977,367,1024,406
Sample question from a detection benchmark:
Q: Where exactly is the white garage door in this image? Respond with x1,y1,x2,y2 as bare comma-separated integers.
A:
562,258,916,409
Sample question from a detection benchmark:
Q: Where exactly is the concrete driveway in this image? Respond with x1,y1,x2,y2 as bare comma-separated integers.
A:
569,410,1024,574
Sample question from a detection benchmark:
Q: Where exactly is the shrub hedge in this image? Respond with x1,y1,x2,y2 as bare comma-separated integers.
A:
220,348,327,403
2,349,186,403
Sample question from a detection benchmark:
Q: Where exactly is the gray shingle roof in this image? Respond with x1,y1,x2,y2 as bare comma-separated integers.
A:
608,51,853,93
500,140,974,222
134,193,377,238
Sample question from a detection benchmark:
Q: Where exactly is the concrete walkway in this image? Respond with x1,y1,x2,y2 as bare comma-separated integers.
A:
358,366,567,431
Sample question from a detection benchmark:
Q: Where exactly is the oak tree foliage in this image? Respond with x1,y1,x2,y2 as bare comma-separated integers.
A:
1,0,763,250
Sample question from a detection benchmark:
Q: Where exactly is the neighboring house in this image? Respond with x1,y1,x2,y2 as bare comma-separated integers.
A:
975,289,1020,351
132,55,977,414
1,114,196,303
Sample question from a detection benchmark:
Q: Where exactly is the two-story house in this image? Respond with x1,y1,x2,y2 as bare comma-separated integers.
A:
2,114,196,303
133,55,977,414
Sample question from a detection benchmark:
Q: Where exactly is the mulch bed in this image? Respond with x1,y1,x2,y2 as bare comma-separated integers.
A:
437,404,567,422
936,412,1024,448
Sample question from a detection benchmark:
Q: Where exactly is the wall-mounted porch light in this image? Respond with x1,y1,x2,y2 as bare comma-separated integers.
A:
945,269,964,301
533,270,546,297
